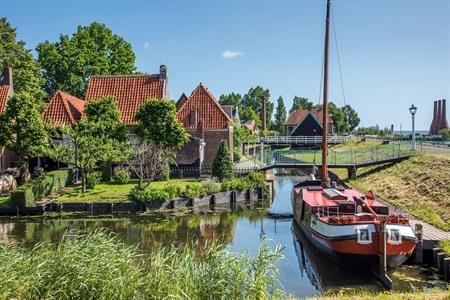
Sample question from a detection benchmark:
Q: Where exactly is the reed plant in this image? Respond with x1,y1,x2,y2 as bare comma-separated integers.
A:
0,230,287,300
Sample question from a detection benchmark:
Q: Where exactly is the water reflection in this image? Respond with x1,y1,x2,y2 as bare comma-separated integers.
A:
0,174,445,299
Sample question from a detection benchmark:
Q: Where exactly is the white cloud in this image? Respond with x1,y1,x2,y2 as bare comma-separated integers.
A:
143,41,151,49
222,50,243,59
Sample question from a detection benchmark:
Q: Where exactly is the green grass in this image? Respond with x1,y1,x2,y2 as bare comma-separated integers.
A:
439,240,450,255
0,195,10,206
310,288,450,300
0,230,287,300
54,179,197,203
348,153,450,231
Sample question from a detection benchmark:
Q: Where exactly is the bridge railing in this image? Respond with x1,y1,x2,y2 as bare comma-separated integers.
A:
258,135,352,144
268,143,415,167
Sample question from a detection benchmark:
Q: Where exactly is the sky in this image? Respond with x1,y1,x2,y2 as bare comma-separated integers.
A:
3,0,450,130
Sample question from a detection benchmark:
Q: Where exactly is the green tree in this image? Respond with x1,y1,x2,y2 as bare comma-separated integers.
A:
290,96,313,113
212,140,233,181
242,86,273,130
83,96,129,179
0,93,49,182
134,99,188,149
328,102,348,133
241,107,261,127
133,99,188,187
341,105,360,131
274,96,287,135
439,128,450,141
0,18,46,104
36,22,136,98
219,93,242,110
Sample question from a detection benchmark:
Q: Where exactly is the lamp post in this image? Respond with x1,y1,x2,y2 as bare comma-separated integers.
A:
409,104,417,150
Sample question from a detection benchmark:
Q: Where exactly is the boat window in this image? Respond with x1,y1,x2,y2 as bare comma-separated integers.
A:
388,229,402,245
357,228,372,244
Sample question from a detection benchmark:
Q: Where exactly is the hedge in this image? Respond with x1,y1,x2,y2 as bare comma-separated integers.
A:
10,169,73,207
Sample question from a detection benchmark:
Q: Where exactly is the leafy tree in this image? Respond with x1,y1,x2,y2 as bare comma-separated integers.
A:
0,92,49,182
290,96,313,113
439,128,450,141
233,125,255,148
134,99,188,149
274,96,287,135
0,18,46,104
36,22,136,98
328,102,348,133
341,105,360,131
242,86,273,130
219,92,242,110
241,107,261,127
83,96,129,179
132,99,188,187
50,119,126,192
212,140,233,181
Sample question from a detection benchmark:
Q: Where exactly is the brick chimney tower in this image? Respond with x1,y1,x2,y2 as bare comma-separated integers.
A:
430,101,438,134
436,100,442,134
439,99,449,131
261,96,267,131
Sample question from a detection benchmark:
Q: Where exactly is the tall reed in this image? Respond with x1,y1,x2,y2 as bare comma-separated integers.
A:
0,230,287,300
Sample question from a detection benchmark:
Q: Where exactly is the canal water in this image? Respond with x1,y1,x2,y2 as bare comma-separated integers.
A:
0,174,446,298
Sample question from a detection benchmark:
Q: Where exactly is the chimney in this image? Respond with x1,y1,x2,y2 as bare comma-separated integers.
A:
1,63,13,89
261,96,267,131
440,99,449,131
430,101,438,134
196,121,204,140
159,65,167,81
436,100,442,133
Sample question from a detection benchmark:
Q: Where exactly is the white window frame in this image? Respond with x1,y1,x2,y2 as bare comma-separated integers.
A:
357,228,372,244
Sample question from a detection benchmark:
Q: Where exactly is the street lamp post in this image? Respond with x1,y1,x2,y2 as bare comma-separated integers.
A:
409,104,417,150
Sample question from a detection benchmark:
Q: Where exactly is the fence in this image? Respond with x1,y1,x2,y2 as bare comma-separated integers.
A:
169,165,258,178
258,135,352,145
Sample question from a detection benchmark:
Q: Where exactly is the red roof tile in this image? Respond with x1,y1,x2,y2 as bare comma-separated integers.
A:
85,74,167,125
43,91,85,125
177,84,232,129
286,108,331,126
0,85,12,114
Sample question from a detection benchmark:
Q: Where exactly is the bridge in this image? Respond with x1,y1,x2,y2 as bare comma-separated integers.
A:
237,143,415,179
258,135,352,145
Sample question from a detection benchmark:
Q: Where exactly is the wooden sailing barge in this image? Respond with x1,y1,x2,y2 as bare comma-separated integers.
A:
291,0,417,289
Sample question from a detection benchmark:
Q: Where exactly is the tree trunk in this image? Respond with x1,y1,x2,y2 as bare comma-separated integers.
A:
81,169,86,193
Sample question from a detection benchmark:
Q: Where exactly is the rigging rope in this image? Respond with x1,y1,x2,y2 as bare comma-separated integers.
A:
331,7,347,107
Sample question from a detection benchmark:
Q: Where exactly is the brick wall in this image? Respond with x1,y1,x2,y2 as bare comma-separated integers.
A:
176,135,202,167
187,129,233,166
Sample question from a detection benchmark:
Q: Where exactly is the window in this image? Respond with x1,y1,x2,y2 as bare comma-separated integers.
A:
357,228,372,244
388,229,402,245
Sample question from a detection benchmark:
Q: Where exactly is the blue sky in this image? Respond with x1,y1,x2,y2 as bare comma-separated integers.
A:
3,0,449,130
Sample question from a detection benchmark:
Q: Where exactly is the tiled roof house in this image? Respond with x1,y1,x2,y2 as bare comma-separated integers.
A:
177,83,233,166
0,64,16,171
85,65,169,125
43,91,85,125
285,108,333,136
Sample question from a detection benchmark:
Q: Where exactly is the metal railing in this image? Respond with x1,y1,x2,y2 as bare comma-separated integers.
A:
258,135,352,144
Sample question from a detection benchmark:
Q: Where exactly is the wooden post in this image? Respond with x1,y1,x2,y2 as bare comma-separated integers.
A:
438,252,446,274
433,248,442,267
444,258,450,281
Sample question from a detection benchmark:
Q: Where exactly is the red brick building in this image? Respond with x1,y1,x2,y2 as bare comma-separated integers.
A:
43,90,85,125
177,83,233,166
0,65,16,171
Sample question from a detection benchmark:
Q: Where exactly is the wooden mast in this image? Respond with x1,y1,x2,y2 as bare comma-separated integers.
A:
321,0,331,188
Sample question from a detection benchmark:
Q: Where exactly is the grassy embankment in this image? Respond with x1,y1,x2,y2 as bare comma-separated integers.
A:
309,288,449,300
0,230,286,300
54,179,197,202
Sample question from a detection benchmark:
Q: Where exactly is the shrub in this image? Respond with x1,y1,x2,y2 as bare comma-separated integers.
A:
10,169,73,207
154,162,170,181
247,171,266,188
212,140,233,181
112,168,131,184
181,183,203,198
201,180,221,195
163,184,182,199
86,171,102,190
221,178,249,191
129,186,170,203
233,149,241,162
